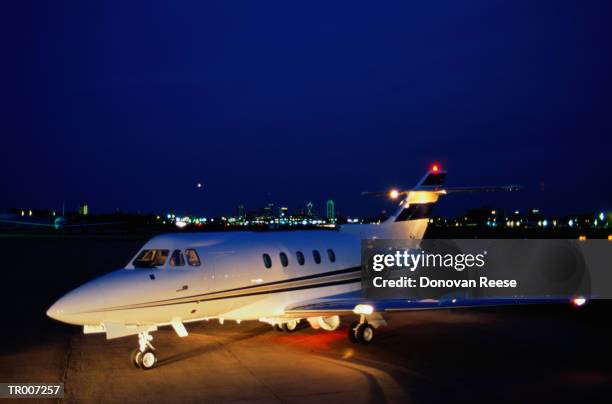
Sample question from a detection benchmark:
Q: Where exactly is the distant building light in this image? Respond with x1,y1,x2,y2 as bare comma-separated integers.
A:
568,219,574,227
599,212,605,221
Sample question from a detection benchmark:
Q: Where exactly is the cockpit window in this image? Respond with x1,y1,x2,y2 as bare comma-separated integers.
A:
170,250,186,267
132,249,169,268
185,249,201,266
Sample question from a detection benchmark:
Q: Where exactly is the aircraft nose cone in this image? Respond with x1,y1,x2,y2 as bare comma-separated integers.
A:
47,288,95,325
46,296,73,323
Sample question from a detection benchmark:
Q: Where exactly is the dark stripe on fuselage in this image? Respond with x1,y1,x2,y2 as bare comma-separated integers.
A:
108,277,362,311
89,265,362,312
394,202,435,222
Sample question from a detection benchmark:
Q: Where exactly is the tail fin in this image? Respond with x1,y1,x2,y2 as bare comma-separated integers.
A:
356,163,520,239
381,164,447,239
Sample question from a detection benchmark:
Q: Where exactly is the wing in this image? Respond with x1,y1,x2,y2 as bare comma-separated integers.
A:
283,292,573,318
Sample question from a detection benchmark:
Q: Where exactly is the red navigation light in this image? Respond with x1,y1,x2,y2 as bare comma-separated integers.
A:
431,163,440,173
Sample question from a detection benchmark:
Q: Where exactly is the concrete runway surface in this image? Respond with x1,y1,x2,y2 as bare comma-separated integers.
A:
2,306,612,404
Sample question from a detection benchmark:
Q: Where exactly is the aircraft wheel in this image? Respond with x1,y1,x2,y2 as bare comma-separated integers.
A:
138,349,157,370
130,348,142,368
348,321,359,343
274,324,283,332
355,323,374,344
283,320,298,332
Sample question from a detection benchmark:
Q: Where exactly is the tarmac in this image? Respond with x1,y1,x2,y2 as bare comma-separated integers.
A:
2,306,612,403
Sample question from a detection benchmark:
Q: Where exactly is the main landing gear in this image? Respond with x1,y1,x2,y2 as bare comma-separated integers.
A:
348,316,375,344
131,331,157,370
273,319,300,333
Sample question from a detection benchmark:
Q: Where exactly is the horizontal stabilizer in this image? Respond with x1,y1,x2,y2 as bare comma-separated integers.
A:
440,185,522,193
362,185,521,197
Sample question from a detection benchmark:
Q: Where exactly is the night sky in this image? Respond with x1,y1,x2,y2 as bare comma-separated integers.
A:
1,1,610,218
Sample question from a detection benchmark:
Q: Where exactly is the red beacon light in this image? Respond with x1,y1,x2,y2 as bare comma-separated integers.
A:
431,163,441,173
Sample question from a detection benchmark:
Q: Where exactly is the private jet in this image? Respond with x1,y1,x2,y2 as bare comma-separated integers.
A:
48,164,532,369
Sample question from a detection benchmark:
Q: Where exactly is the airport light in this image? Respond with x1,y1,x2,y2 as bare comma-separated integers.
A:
578,235,587,241
353,304,374,315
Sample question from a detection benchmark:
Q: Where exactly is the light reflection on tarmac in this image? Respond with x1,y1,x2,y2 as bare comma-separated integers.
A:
1,307,611,403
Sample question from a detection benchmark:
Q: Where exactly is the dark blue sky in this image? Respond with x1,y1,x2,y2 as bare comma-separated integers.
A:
1,1,610,217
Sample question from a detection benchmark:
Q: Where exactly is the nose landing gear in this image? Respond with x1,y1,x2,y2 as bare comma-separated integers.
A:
131,331,157,370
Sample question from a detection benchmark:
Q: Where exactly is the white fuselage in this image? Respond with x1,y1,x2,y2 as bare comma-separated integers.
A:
47,230,364,328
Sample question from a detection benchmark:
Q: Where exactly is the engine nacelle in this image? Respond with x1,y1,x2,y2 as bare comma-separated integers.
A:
314,315,340,331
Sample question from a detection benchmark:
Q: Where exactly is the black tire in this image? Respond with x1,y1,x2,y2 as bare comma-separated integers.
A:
348,321,359,343
138,349,157,370
130,348,142,368
355,323,374,344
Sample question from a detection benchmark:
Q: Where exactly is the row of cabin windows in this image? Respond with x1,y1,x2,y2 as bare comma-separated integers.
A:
262,249,336,269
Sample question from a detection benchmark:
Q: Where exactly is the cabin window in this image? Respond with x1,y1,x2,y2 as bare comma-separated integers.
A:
132,249,169,268
262,253,272,268
327,249,336,263
170,249,186,267
312,250,321,264
296,251,305,265
185,249,201,266
280,252,289,267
